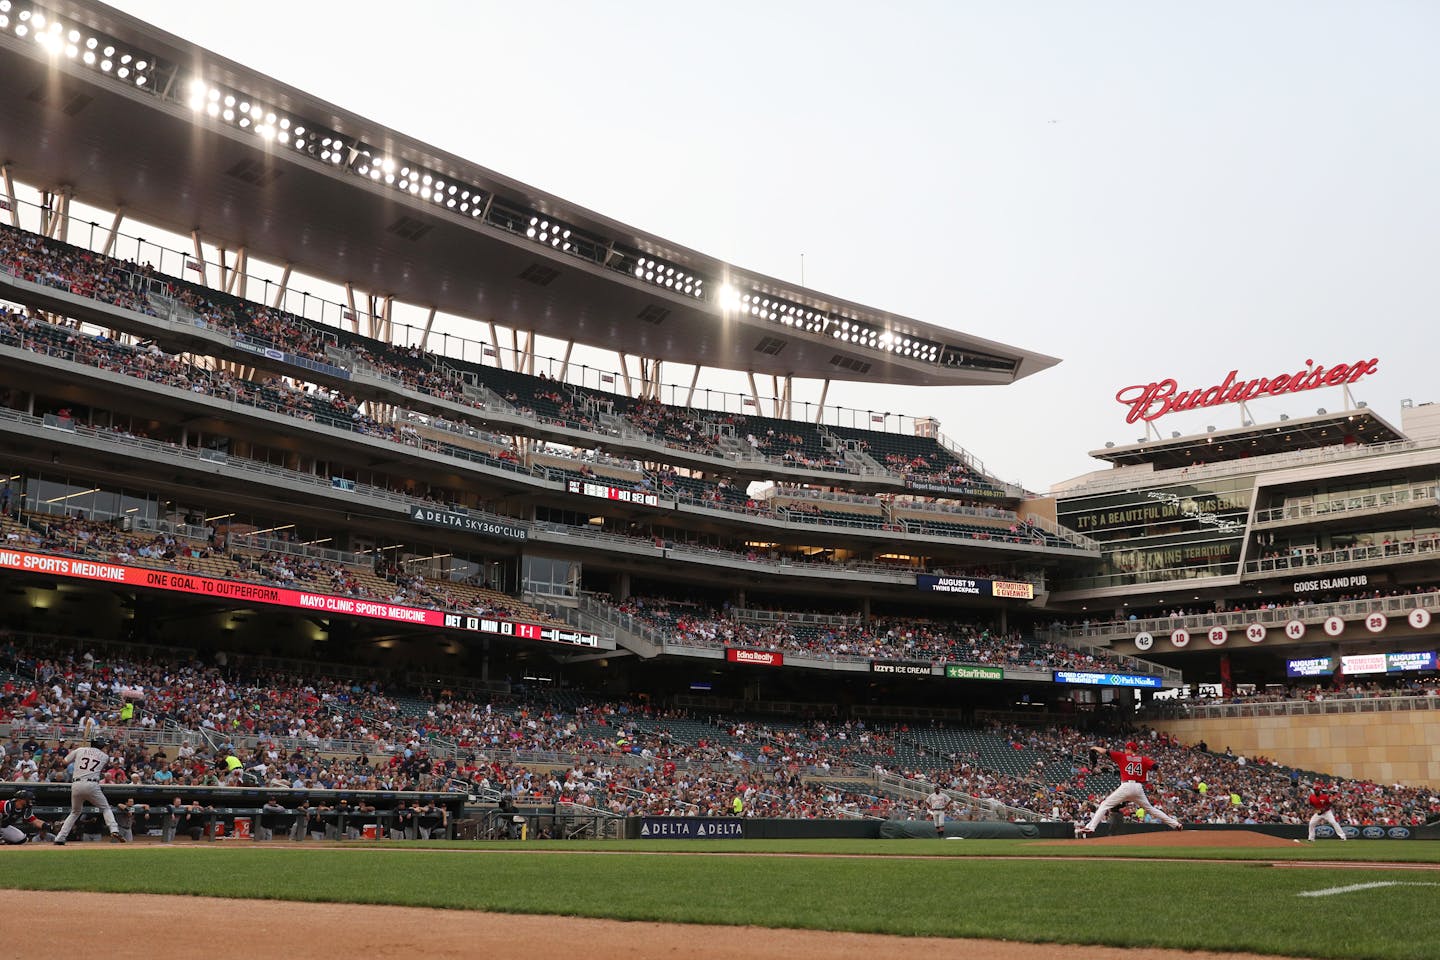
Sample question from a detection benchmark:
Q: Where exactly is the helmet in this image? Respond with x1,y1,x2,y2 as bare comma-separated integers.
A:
14,789,34,802
91,737,110,750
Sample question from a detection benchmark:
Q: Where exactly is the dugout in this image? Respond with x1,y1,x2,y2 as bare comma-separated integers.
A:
1,781,466,841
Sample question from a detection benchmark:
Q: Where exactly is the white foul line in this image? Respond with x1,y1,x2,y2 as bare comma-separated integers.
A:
1298,881,1440,898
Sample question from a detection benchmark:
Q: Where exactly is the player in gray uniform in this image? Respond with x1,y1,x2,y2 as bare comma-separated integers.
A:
53,737,124,844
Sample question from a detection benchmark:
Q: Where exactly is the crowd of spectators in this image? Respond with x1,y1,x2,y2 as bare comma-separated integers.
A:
611,596,1126,672
0,221,1013,499
0,302,1075,559
3,635,1438,826
908,724,1440,828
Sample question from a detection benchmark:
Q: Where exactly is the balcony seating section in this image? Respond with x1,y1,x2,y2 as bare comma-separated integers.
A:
827,425,1005,494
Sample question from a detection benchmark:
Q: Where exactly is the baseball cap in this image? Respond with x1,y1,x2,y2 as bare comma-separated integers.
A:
1125,741,1138,751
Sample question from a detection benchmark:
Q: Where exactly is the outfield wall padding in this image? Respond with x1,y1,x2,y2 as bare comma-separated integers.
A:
880,820,1047,840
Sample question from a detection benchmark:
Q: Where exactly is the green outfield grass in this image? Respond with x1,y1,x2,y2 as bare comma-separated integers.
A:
1,842,1436,959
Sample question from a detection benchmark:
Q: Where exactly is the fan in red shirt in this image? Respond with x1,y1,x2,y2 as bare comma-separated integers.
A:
1301,784,1349,843
1076,741,1183,836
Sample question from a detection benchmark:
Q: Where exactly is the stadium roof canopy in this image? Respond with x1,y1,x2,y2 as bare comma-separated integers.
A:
1087,409,1406,470
0,0,1060,388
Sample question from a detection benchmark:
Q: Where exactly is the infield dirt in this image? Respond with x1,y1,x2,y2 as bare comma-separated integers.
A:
2,890,1309,960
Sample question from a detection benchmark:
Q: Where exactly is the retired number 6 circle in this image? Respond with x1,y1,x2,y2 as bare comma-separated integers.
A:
1323,616,1345,637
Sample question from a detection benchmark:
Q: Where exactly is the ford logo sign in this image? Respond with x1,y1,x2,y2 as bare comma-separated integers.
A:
1388,827,1411,839
1343,826,1361,838
1362,827,1386,839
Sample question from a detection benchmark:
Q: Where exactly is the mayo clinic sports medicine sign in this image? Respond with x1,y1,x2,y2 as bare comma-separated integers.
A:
0,548,598,647
1053,671,1163,688
916,575,1036,600
1115,357,1379,424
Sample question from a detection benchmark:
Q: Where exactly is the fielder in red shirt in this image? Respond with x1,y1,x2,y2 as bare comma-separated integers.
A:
1076,741,1183,836
1301,784,1348,842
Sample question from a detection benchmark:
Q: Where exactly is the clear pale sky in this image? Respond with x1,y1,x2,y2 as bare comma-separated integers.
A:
102,0,1440,491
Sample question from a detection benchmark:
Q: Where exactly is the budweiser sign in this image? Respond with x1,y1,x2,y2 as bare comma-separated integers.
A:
725,648,783,667
1115,358,1378,424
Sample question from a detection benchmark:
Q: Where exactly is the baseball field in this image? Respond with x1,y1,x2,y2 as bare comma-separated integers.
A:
3,833,1437,959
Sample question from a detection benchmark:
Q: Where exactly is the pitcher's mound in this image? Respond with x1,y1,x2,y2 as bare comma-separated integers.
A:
1043,830,1295,848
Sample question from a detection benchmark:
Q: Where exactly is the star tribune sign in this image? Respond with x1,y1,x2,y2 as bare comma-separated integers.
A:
1114,358,1379,424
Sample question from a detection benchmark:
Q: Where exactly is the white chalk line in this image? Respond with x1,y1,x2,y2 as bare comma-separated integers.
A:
1297,881,1440,898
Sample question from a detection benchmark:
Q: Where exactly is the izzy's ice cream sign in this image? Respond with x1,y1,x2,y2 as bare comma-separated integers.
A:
1115,358,1379,424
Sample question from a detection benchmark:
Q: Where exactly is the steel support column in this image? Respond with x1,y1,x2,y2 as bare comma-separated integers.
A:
271,264,292,309
0,166,18,228
190,230,208,287
685,364,701,408
815,378,830,424
417,307,438,350
618,353,633,397
99,208,124,257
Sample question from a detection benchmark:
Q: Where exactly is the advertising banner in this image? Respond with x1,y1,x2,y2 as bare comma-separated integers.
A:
1339,653,1387,676
1052,671,1163,688
725,648,783,667
637,818,745,839
870,661,933,676
0,548,597,646
1385,651,1437,673
1292,573,1369,593
917,575,1035,600
945,664,1004,681
1286,657,1335,678
408,505,529,542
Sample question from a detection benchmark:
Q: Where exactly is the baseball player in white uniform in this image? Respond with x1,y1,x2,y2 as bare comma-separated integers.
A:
925,786,955,836
53,737,124,844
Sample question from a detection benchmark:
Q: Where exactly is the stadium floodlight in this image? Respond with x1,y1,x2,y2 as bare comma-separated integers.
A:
717,284,744,312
